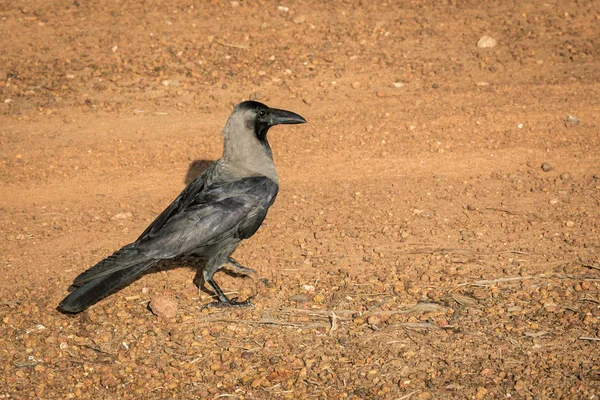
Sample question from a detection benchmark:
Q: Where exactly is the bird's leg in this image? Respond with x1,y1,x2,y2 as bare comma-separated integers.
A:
227,257,256,275
200,269,254,309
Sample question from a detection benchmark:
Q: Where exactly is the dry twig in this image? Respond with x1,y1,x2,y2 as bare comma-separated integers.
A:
396,247,531,256
199,318,328,329
214,40,247,49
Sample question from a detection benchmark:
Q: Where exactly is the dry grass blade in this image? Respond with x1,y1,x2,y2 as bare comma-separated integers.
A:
329,312,338,336
214,40,248,49
484,207,545,221
374,322,442,333
454,270,567,289
280,302,446,319
199,318,328,329
579,337,600,341
524,331,550,338
398,390,420,400
579,296,600,305
396,247,530,255
580,261,600,271
451,293,478,307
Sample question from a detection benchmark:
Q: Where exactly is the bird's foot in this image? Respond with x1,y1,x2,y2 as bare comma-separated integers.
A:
201,296,255,310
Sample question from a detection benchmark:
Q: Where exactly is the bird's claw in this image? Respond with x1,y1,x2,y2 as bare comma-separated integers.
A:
201,296,255,310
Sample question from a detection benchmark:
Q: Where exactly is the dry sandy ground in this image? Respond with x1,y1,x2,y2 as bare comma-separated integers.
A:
1,0,599,399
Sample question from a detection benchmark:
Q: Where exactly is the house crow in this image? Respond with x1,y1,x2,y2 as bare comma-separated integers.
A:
58,101,306,313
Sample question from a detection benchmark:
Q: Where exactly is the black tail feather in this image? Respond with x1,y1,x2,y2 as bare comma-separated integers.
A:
58,260,155,313
72,244,143,287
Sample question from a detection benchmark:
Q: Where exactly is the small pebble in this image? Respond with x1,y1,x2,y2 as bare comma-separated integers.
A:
112,212,132,220
399,378,411,388
289,294,310,303
293,15,306,24
564,115,579,126
560,172,571,180
541,162,553,172
475,387,488,399
161,80,180,87
565,220,575,227
250,91,263,100
149,296,177,318
313,294,325,303
477,35,497,48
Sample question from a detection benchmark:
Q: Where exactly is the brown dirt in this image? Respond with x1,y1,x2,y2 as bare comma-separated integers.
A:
1,1,600,399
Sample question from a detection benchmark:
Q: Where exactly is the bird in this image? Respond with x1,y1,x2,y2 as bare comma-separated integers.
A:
57,101,306,313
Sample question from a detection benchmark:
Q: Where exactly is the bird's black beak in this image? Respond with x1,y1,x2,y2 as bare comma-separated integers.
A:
268,108,307,126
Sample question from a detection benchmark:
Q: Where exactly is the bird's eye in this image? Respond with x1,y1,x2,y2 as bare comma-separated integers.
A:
258,109,267,118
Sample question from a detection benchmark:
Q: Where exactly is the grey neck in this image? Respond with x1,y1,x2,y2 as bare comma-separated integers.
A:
218,113,279,183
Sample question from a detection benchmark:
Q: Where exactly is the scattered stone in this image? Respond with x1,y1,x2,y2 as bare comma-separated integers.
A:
351,82,360,89
249,91,263,100
289,294,310,303
564,115,579,126
475,387,488,399
112,212,133,220
560,172,571,180
398,378,411,388
393,81,404,88
161,79,180,87
313,294,325,303
541,162,553,172
293,15,306,24
549,198,559,205
565,220,575,227
477,35,497,48
149,296,177,318
514,380,527,392
475,81,490,87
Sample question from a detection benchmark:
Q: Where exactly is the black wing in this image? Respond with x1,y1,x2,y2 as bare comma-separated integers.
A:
136,162,217,241
136,176,279,259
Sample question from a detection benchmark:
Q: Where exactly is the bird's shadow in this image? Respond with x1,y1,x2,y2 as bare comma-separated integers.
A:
184,159,214,185
145,256,255,297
